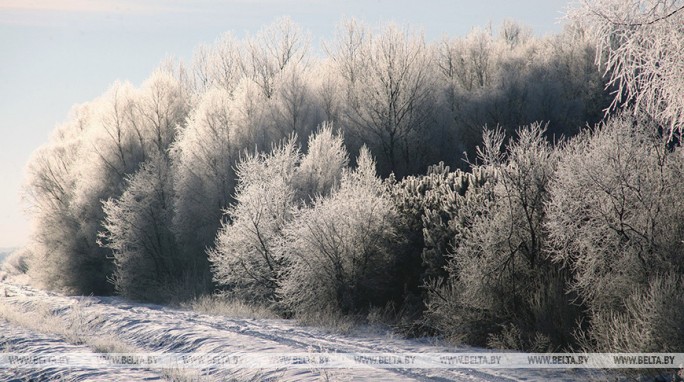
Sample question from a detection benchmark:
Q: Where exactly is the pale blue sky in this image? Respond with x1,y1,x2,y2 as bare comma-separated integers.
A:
0,0,571,248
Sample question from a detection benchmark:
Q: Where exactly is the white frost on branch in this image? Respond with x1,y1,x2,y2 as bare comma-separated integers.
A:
569,0,684,132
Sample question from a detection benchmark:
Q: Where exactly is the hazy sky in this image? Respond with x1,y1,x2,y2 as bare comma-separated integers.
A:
0,0,571,249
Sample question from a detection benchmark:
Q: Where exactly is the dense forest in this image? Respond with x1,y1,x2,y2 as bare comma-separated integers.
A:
19,0,684,353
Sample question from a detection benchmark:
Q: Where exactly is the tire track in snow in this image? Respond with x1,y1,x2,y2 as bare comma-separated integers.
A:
0,319,164,381
82,295,514,381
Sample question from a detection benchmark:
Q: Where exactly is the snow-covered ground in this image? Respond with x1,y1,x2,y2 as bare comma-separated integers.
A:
0,319,166,381
0,281,613,381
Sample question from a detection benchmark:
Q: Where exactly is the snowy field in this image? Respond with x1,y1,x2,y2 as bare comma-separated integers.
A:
0,281,615,381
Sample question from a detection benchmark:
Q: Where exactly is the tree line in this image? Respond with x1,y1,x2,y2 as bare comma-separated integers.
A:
21,2,684,353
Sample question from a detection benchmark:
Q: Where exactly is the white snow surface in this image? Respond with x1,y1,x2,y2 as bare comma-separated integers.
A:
0,281,611,381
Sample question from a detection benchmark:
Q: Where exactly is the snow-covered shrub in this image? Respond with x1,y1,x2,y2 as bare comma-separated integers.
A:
427,123,577,348
581,273,684,352
183,294,278,320
383,163,494,333
208,126,349,304
208,138,300,303
279,147,399,315
454,124,557,315
389,163,492,286
547,114,684,351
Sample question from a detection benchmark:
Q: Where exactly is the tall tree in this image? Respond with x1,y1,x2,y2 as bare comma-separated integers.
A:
191,33,244,94
171,87,250,283
243,17,310,99
100,153,181,301
24,103,102,293
331,21,436,177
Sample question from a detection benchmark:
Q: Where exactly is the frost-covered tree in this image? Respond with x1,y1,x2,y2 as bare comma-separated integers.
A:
25,81,150,294
23,103,106,293
569,0,684,133
171,87,249,282
131,69,190,156
325,19,368,104
71,82,142,215
546,114,684,351
24,67,189,295
279,147,399,315
269,61,322,140
499,19,533,48
295,122,348,200
191,33,244,94
208,138,300,302
531,27,608,135
100,153,181,301
243,17,310,99
441,27,495,93
331,21,436,176
388,163,492,298
83,70,187,291
208,126,349,303
427,124,577,349
436,24,607,163
309,58,344,124
73,70,187,227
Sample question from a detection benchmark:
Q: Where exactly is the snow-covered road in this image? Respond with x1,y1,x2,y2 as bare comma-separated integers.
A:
0,282,607,381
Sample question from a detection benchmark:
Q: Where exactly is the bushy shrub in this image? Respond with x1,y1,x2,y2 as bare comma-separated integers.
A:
389,163,493,287
295,122,349,201
208,138,300,303
426,123,578,348
547,114,684,351
384,163,494,334
581,273,684,352
279,147,399,315
209,125,349,305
